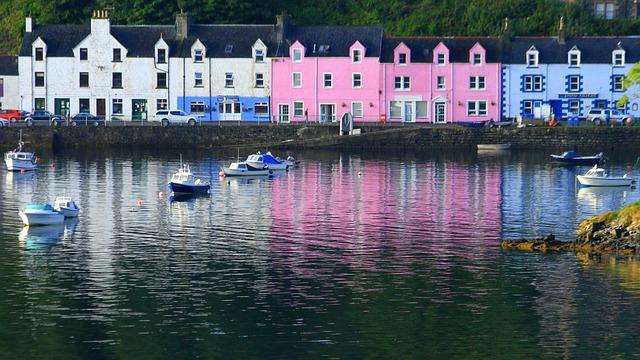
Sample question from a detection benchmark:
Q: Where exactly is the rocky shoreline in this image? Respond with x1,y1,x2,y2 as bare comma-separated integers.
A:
502,201,640,255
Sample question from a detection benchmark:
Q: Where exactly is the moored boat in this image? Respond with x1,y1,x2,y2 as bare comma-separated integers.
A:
18,204,65,226
4,141,37,171
550,151,604,165
577,165,635,187
477,143,511,150
246,151,289,170
168,162,211,195
221,162,272,176
54,197,80,218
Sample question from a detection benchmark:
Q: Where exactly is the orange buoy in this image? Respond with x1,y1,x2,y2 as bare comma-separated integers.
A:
158,191,164,199
50,161,56,168
20,169,25,174
218,170,225,177
136,200,144,207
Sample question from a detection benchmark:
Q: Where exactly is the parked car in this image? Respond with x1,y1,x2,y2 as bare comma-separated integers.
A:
153,110,199,126
0,118,9,127
69,113,105,126
24,110,66,127
585,108,633,125
0,109,29,122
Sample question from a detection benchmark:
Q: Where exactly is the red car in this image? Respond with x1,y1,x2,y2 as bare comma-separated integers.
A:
0,109,29,122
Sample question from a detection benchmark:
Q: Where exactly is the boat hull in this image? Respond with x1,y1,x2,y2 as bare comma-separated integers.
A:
222,168,271,176
169,182,210,194
19,211,65,226
550,155,602,165
57,207,79,218
5,158,37,171
577,175,634,187
245,160,288,170
477,144,511,150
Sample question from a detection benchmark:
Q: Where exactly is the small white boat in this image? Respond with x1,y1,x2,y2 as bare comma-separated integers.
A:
18,204,64,226
168,162,211,195
5,141,37,171
54,197,80,218
577,165,635,187
279,155,300,168
477,143,511,150
246,152,289,170
221,162,272,176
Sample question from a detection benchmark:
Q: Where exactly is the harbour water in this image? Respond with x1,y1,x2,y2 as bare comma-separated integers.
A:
1,149,640,359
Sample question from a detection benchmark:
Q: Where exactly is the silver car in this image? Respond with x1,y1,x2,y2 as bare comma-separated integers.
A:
153,110,199,126
585,108,632,125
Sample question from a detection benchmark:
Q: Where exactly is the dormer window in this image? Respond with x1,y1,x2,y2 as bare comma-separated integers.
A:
80,48,88,61
255,49,264,62
568,47,581,67
157,49,166,64
398,53,407,65
194,49,203,62
437,53,445,65
473,53,482,65
113,48,121,62
292,48,302,62
526,46,539,67
352,49,362,63
224,45,233,54
613,50,625,66
35,47,44,61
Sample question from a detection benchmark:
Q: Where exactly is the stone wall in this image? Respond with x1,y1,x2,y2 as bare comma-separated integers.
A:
3,124,640,152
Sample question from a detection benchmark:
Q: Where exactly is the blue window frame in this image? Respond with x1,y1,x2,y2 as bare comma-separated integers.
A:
565,75,582,93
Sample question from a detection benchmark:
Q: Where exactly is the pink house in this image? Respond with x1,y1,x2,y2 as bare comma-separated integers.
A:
382,37,502,123
270,25,384,123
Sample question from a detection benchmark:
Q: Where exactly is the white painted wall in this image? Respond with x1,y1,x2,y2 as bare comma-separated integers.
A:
0,75,19,109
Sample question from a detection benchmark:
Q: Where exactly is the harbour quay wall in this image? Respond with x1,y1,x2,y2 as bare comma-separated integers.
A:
3,124,640,152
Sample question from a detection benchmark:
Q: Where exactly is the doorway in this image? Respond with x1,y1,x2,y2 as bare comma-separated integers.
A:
278,104,290,123
54,98,70,118
132,99,147,121
434,101,446,124
96,98,106,119
320,104,336,123
219,101,241,121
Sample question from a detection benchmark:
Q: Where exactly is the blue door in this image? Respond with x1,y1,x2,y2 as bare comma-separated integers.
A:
549,100,563,119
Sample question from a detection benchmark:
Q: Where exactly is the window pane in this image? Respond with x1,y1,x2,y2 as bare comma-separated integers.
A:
390,101,401,118
416,101,427,117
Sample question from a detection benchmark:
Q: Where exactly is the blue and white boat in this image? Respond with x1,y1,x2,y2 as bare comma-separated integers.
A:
18,204,64,226
246,151,289,170
5,141,37,171
221,161,272,176
168,162,211,195
550,151,604,166
54,196,80,218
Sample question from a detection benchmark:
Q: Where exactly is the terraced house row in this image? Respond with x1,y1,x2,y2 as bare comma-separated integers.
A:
0,11,637,123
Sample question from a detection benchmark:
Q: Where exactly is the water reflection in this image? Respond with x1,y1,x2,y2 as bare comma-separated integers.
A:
576,186,632,211
18,218,79,251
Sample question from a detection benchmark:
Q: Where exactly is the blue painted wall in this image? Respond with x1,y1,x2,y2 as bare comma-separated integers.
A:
502,64,636,120
176,96,271,122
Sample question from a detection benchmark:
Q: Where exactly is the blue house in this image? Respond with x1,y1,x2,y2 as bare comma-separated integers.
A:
502,31,640,120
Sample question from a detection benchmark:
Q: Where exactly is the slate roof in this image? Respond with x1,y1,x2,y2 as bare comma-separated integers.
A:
381,37,502,63
0,56,18,75
280,25,384,58
18,21,383,59
505,36,640,64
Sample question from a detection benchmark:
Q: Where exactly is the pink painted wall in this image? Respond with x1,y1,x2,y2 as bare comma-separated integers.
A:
271,41,382,123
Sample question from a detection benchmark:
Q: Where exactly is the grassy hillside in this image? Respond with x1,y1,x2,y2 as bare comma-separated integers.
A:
3,0,640,54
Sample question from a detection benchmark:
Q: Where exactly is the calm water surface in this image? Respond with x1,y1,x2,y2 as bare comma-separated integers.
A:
1,149,640,359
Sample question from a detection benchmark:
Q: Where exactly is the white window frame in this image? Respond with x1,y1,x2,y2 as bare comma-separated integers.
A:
568,75,580,92
352,73,362,88
112,98,123,114
416,101,428,118
613,50,625,66
293,101,304,117
194,72,203,87
351,102,363,118
254,49,264,63
569,100,580,114
254,102,269,116
469,76,485,90
526,48,539,67
473,53,482,65
614,75,625,91
292,48,302,62
523,100,534,115
225,72,234,88
390,101,402,118
568,48,581,67
352,49,362,63
255,73,264,88
292,72,302,88
323,73,333,88
156,48,167,64
157,99,168,111
394,76,410,90
398,53,407,65
437,76,445,90
437,53,445,65
467,100,488,116
194,49,204,62
190,101,205,114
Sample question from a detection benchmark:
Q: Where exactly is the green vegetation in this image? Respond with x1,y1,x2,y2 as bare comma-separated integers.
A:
578,200,640,234
3,0,640,54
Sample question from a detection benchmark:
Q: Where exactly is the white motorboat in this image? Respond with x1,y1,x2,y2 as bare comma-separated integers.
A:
477,143,511,151
246,152,289,170
18,204,64,226
221,162,272,176
279,155,300,168
54,197,80,218
168,162,211,195
577,165,635,187
5,141,37,171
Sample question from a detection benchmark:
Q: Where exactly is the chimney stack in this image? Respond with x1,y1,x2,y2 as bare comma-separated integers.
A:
276,13,291,43
25,14,33,33
176,11,193,40
558,16,566,45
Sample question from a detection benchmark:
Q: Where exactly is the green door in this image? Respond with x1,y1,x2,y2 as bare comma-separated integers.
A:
54,98,70,117
132,99,147,121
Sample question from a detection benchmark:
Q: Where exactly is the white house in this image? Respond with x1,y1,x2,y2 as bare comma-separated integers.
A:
18,11,274,122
